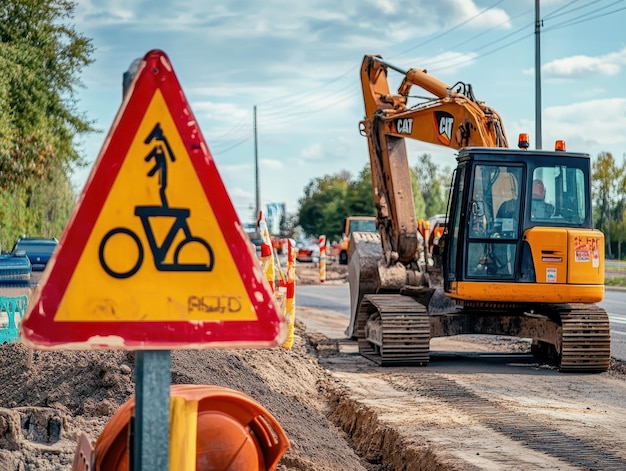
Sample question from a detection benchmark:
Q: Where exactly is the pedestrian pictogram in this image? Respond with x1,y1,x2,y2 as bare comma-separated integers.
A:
20,49,286,349
99,122,214,278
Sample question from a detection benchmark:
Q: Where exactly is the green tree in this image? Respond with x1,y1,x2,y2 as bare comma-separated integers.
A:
410,167,426,220
297,162,439,240
0,0,94,246
0,163,74,250
414,154,452,218
346,163,425,222
592,152,624,258
344,166,376,216
0,0,95,189
412,153,449,218
298,172,350,240
613,209,626,260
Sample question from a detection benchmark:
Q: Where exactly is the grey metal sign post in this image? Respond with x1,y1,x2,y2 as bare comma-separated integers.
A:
124,63,171,471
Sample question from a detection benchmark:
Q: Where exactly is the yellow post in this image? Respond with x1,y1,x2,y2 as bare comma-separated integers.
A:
319,234,326,284
283,239,296,350
257,212,275,293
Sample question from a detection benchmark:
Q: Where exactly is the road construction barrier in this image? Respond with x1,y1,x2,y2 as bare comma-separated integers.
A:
255,213,295,350
319,235,326,284
282,239,296,350
75,384,290,471
0,296,28,344
257,211,275,293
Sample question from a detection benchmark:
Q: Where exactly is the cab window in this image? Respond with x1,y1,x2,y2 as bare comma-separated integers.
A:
530,166,586,224
466,165,522,279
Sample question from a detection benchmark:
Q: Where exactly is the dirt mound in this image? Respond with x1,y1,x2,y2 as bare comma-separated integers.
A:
0,319,369,470
0,261,370,470
295,260,348,285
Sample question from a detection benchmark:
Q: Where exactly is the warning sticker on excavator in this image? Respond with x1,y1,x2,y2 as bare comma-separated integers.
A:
20,49,286,350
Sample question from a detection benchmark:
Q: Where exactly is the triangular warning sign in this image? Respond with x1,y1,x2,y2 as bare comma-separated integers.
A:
21,50,286,350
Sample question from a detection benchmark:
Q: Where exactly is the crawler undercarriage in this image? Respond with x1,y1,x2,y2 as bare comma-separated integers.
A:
356,293,610,372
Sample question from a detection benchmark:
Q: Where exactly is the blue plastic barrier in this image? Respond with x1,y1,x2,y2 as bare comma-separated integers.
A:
0,296,28,343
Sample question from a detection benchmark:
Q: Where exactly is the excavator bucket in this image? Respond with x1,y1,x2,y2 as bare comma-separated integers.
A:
72,384,290,471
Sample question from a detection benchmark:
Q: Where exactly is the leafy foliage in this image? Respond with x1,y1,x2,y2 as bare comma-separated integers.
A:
296,161,446,240
0,0,93,247
0,0,94,189
592,152,626,258
410,167,426,219
412,153,450,219
298,172,352,240
344,166,376,216
0,162,74,250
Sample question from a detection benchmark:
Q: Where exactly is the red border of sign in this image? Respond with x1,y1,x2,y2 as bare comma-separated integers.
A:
21,50,284,349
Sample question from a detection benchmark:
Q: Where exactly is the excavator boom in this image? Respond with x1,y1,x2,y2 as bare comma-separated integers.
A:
360,55,509,265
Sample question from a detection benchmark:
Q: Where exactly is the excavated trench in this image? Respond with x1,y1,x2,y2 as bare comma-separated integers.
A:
307,334,457,471
325,385,459,471
308,332,626,471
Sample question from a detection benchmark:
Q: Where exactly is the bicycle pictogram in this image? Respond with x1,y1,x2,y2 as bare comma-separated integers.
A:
99,123,214,279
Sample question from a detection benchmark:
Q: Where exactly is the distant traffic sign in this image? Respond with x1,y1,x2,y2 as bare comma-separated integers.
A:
21,49,286,349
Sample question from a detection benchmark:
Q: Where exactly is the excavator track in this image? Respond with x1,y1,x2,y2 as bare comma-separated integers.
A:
552,303,611,372
357,294,430,366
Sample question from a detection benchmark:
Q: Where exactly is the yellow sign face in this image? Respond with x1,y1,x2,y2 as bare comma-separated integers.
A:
55,90,257,322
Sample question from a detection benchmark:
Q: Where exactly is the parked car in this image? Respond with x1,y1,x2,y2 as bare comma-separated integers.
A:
0,251,32,286
246,232,263,258
11,237,58,271
296,241,320,263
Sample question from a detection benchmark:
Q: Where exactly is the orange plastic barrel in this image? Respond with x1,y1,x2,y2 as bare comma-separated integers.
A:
93,384,289,470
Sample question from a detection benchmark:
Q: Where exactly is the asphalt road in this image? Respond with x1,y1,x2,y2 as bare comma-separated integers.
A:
600,288,626,361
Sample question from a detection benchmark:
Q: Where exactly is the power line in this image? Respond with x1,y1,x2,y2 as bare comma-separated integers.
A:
210,134,251,155
208,116,250,142
389,0,506,59
255,64,359,109
543,0,584,20
258,79,359,120
417,19,533,72
432,31,534,73
213,1,625,152
257,89,359,128
255,0,511,115
433,7,533,57
398,0,624,76
543,1,626,32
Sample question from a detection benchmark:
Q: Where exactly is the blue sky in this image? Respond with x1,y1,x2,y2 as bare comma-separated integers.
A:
71,0,626,227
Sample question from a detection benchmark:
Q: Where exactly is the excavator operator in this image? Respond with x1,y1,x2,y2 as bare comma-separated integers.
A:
531,178,553,219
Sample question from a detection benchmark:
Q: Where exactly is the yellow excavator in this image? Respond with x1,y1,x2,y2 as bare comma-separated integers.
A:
346,54,610,372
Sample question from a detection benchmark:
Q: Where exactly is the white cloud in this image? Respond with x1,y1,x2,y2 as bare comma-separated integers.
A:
508,98,626,156
540,47,626,79
261,159,284,170
300,143,325,164
450,0,511,29
75,0,139,24
228,186,254,199
410,51,480,77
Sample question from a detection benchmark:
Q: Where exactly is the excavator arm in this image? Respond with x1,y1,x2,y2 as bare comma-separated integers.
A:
360,54,508,265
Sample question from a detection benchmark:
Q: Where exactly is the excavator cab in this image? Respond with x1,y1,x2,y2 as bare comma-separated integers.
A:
442,147,604,304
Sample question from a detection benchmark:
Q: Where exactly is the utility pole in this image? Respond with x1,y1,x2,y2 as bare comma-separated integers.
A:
254,105,261,223
535,0,542,149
